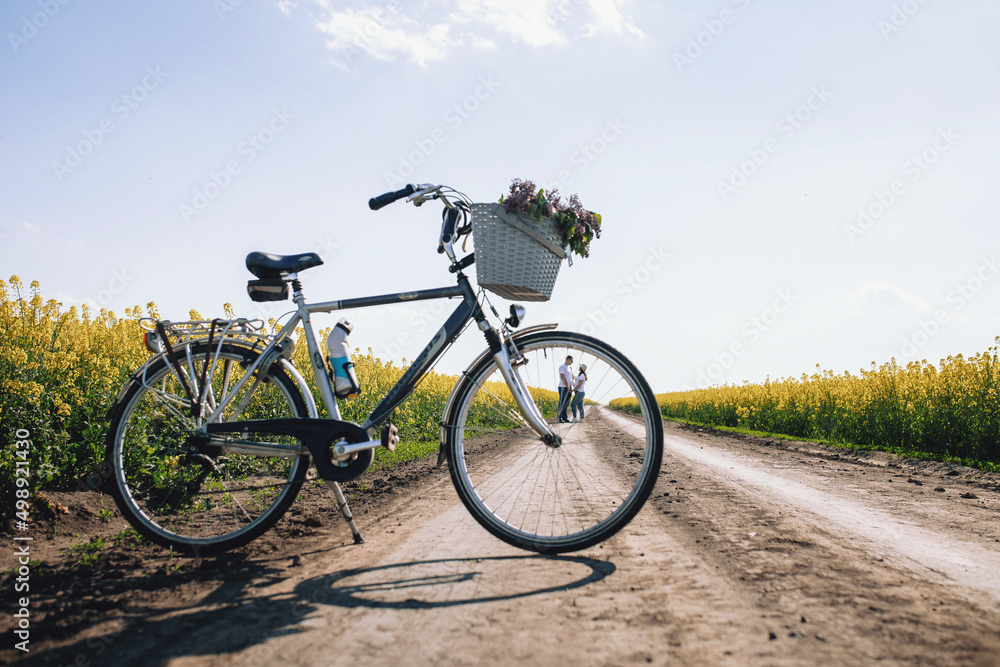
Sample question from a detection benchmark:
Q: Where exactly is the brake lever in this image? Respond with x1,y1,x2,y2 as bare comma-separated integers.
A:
407,183,440,205
413,193,443,208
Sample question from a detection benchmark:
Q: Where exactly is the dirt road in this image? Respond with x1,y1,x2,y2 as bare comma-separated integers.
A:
8,412,1000,665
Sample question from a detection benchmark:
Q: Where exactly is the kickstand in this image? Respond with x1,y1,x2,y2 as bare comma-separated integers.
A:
324,480,364,544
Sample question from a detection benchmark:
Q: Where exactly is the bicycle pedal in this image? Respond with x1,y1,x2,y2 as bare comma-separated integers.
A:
381,424,399,452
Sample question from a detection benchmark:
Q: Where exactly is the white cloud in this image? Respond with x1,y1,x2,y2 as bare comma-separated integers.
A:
314,7,456,68
849,281,931,316
19,221,84,246
453,0,566,47
306,0,644,69
274,1,297,17
584,0,646,39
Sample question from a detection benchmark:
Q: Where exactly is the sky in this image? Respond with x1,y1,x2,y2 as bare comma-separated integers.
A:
2,0,999,394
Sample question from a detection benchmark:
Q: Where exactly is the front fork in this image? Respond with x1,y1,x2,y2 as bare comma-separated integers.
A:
491,333,562,448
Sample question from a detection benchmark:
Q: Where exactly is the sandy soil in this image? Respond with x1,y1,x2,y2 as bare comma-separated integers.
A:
5,410,1000,666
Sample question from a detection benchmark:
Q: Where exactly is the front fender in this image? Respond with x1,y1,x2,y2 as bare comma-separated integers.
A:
438,323,559,452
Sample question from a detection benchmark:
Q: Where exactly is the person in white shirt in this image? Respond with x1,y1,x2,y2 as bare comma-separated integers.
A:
557,355,574,423
570,364,587,422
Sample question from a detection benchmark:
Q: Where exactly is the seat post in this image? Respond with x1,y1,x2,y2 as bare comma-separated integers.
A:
288,273,306,305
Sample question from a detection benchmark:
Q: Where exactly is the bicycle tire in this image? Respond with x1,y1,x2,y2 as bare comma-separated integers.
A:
105,342,310,556
444,331,663,553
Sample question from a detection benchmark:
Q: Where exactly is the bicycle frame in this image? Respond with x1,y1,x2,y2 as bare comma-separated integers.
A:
198,270,556,451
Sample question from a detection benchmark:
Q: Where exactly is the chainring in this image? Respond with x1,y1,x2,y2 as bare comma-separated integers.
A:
312,421,375,482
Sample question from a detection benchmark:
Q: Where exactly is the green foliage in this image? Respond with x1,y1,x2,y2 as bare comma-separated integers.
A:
111,527,144,549
65,535,106,565
499,178,602,258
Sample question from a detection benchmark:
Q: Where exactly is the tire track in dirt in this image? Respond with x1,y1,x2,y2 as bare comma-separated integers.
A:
603,411,1000,665
603,408,1000,603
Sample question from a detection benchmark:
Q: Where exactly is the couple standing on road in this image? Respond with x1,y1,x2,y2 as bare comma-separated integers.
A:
557,355,588,423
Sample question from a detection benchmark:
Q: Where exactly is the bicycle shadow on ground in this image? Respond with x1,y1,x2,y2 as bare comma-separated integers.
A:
18,554,617,667
293,554,617,609
12,553,615,666
14,552,326,667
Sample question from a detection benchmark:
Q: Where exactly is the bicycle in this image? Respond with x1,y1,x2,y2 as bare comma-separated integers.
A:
104,183,664,556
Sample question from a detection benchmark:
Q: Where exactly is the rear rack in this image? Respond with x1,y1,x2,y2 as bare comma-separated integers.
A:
134,317,289,422
140,317,270,351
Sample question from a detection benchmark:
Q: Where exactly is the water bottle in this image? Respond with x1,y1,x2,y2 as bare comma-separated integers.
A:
326,318,361,399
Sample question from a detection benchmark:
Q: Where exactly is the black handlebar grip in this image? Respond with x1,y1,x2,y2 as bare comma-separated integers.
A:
368,184,417,211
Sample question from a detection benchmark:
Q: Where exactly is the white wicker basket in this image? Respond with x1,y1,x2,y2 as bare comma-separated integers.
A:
470,202,568,302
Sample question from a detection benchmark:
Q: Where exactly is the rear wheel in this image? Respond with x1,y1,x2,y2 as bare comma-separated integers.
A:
105,343,310,556
444,331,663,553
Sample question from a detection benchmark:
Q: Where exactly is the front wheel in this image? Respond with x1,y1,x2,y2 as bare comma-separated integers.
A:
444,331,663,553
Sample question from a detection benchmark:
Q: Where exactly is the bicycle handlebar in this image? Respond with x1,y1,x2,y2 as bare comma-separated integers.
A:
368,184,417,211
368,182,474,264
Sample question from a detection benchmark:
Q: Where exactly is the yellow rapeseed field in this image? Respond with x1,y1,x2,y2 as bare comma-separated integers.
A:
1,277,151,492
612,343,1000,466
